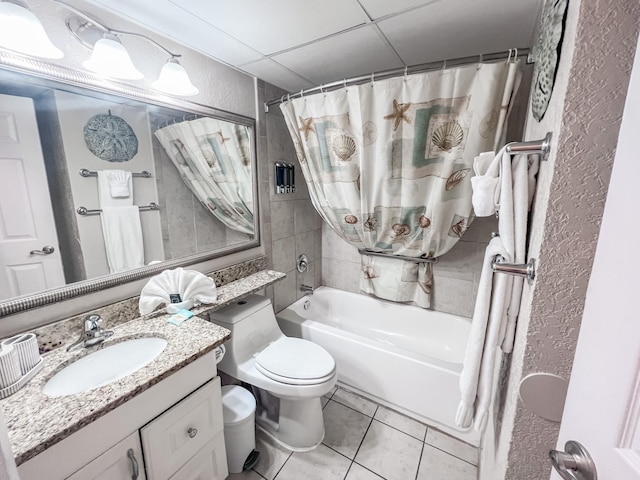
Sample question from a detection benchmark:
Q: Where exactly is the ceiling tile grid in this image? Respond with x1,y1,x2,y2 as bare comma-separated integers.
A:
86,0,543,93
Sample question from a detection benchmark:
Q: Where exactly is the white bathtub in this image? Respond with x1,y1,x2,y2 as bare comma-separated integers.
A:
276,286,480,446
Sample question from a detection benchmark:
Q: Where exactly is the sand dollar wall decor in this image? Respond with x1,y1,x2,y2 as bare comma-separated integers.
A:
531,0,569,122
83,112,139,162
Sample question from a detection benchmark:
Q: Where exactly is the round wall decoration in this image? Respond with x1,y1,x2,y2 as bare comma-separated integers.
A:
83,113,139,162
530,0,569,122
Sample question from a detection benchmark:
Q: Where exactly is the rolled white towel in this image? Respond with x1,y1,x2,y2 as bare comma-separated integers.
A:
139,268,217,315
471,150,502,217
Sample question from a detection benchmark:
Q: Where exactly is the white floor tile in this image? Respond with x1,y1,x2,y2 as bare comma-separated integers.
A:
227,470,265,479
323,400,372,459
332,388,378,417
254,430,292,480
355,420,423,480
425,429,479,466
274,444,351,480
374,406,427,441
321,396,329,408
417,444,477,480
346,463,385,480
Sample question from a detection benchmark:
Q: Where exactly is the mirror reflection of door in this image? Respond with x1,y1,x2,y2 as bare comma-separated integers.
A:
0,93,65,300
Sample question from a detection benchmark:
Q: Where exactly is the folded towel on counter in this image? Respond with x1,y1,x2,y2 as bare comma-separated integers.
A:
97,170,133,205
100,206,144,274
139,268,218,315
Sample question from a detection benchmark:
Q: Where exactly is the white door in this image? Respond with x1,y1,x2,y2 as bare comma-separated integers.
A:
0,93,65,300
551,33,640,479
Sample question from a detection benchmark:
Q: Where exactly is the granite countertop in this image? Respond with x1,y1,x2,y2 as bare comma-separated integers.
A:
2,269,286,466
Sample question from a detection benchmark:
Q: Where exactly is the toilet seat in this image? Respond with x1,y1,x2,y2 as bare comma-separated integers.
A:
255,337,336,386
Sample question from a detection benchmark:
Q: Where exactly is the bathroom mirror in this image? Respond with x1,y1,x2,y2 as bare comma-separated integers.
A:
0,55,259,315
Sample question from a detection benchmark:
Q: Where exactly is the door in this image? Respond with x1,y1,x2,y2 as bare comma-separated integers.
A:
551,33,640,478
0,93,65,300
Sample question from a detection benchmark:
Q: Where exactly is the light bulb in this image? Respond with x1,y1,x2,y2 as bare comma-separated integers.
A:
152,58,198,96
83,33,143,80
0,1,63,59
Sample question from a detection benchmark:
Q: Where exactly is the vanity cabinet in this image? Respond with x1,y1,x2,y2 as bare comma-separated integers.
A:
66,432,146,480
17,351,228,480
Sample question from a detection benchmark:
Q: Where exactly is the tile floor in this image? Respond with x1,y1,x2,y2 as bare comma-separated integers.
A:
227,386,478,480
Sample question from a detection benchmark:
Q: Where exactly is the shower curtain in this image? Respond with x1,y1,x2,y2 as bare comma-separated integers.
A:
281,61,521,306
155,117,254,235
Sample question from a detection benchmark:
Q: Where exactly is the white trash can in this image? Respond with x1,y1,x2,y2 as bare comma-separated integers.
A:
221,385,258,473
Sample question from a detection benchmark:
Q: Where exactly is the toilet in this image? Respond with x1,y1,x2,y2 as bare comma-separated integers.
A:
209,294,337,451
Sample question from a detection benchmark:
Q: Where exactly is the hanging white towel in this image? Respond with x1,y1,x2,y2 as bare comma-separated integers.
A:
456,236,511,429
100,206,144,274
97,170,132,204
471,151,501,217
139,267,218,315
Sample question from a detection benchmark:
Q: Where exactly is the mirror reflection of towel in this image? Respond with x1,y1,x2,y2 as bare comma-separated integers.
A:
100,206,144,274
97,170,132,203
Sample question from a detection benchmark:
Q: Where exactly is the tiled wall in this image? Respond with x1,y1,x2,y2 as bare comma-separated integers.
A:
322,217,497,318
257,81,323,313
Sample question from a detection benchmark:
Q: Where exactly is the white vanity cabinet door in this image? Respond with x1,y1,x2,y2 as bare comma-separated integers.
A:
66,431,146,480
141,377,224,480
169,432,228,480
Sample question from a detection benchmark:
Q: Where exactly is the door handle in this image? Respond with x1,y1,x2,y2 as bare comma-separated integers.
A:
29,245,55,255
549,441,597,480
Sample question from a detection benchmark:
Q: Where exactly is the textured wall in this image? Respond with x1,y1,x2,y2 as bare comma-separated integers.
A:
485,1,640,479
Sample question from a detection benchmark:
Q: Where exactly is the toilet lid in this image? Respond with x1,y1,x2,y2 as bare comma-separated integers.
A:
255,337,335,385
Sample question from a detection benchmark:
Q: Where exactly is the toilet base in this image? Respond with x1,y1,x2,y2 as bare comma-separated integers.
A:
256,396,325,452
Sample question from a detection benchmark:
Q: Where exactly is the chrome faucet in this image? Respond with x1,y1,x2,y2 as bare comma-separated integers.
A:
67,314,114,352
300,284,314,294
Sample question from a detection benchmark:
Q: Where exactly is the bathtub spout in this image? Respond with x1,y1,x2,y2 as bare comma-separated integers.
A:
300,284,314,294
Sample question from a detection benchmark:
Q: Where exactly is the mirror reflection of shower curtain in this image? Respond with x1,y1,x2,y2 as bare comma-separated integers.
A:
281,60,521,307
155,118,254,235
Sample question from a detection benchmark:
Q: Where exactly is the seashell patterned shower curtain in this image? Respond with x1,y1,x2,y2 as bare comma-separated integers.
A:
281,61,521,307
155,118,255,235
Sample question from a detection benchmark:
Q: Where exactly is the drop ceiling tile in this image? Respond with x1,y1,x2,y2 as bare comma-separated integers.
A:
89,0,264,65
273,26,403,86
378,0,541,65
169,0,369,55
241,59,315,93
358,0,442,20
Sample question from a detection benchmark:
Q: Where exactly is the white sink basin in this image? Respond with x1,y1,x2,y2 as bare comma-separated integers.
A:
43,337,168,397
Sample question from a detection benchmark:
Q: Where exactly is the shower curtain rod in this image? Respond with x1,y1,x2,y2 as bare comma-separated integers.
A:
264,47,531,112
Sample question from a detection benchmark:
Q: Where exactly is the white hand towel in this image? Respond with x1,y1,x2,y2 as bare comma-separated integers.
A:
471,151,501,217
139,268,218,315
456,236,511,429
97,170,133,205
100,206,144,274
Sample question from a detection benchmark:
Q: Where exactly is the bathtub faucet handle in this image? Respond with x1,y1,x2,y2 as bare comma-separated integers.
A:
297,254,309,273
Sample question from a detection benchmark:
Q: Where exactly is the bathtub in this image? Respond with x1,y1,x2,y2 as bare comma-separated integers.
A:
276,286,480,446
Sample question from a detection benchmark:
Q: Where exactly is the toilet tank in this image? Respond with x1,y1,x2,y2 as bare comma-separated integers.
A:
209,295,283,366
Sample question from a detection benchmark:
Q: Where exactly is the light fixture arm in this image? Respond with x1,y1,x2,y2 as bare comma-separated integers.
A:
52,0,181,58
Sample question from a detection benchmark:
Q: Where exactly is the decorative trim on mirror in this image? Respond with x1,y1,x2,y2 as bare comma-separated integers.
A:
0,48,261,318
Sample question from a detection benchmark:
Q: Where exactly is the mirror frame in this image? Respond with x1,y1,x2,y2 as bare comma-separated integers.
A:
0,49,260,317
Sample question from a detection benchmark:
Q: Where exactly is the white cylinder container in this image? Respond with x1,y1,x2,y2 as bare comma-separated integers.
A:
2,333,40,374
0,344,21,388
221,385,256,474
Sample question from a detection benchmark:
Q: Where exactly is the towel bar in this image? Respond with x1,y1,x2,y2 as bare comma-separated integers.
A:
79,168,152,178
77,202,160,216
358,248,438,264
492,256,536,284
505,132,552,161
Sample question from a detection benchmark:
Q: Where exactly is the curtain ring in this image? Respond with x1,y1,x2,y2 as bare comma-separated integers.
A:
442,59,447,71
477,53,483,70
281,95,285,103
404,66,408,81
287,93,290,101
370,72,375,86
512,48,518,62
300,89,304,98
343,79,347,89
507,48,513,62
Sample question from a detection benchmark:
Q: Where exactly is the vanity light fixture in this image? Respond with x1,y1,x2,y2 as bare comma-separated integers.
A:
82,33,143,80
0,0,63,59
152,57,199,96
61,4,198,96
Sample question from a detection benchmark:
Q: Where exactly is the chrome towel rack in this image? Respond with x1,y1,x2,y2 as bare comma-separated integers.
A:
77,202,160,216
505,132,552,161
79,168,152,178
492,256,536,284
358,248,438,264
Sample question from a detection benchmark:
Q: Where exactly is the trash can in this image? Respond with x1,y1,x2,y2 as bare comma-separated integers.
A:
221,385,259,473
